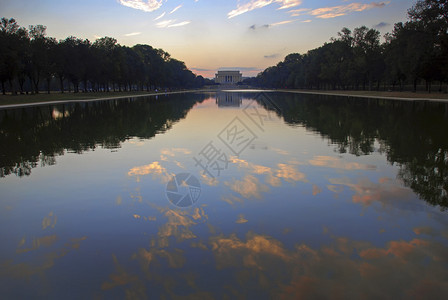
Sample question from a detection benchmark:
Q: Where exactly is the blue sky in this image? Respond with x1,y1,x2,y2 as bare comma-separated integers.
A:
1,0,413,77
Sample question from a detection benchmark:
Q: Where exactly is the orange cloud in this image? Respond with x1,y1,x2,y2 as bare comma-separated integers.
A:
276,163,307,183
127,161,172,183
310,1,389,19
309,155,376,170
236,214,249,224
225,175,269,199
289,1,389,18
42,211,57,230
328,177,413,209
312,184,322,196
228,0,303,18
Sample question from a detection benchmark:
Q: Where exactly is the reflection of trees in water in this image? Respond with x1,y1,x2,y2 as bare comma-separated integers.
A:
258,93,448,210
0,93,205,178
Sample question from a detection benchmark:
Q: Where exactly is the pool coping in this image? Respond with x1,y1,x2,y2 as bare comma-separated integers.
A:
1,89,448,109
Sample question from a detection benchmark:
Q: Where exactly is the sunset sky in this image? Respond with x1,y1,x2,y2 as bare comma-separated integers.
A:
1,0,413,77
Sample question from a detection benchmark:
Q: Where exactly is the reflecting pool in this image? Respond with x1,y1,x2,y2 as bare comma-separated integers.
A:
1,91,448,298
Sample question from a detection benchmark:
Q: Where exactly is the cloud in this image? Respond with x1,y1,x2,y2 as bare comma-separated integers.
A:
154,207,207,248
154,12,166,20
328,176,421,212
156,19,175,28
236,214,249,224
210,232,291,269
156,19,191,28
228,0,303,18
169,4,182,14
309,156,376,171
207,229,448,299
124,32,142,36
249,24,270,31
127,161,172,183
190,67,213,72
308,1,390,19
277,0,303,10
312,184,322,196
288,8,310,17
118,0,163,12
271,19,295,26
374,21,390,29
264,53,280,59
219,66,261,72
225,175,269,199
168,21,191,27
229,157,306,188
249,19,293,32
161,148,192,156
42,211,57,230
276,163,307,183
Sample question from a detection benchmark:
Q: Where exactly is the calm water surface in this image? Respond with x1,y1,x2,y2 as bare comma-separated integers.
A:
1,91,448,299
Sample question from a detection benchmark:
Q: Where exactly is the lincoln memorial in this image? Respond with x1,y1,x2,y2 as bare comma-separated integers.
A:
215,70,243,85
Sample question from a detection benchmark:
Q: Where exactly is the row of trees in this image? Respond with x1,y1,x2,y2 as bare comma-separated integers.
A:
249,0,448,92
0,18,206,95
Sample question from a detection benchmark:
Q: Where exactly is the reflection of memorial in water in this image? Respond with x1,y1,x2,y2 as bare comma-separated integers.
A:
215,92,242,108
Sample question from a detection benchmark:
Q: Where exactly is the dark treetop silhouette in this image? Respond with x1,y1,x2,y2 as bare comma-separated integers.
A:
0,19,206,95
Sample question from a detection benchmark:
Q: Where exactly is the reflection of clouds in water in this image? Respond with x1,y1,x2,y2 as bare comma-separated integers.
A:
221,195,244,206
134,247,186,271
309,155,376,170
271,147,290,156
101,206,209,296
210,233,291,269
127,161,172,183
328,177,417,210
155,207,208,247
42,211,57,230
312,184,322,196
100,194,448,298
236,214,248,224
127,148,191,183
16,235,58,254
101,254,147,298
209,229,448,298
160,148,192,157
229,157,307,190
2,235,87,281
200,173,218,186
276,163,307,183
225,175,269,199
133,214,157,221
413,226,438,237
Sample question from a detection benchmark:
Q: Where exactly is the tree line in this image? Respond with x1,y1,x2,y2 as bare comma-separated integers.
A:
248,0,448,92
0,18,207,95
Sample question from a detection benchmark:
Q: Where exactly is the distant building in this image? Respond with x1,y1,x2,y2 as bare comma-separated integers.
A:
215,70,242,85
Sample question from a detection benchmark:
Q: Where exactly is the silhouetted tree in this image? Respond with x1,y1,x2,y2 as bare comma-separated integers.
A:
0,17,205,95
252,0,447,93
